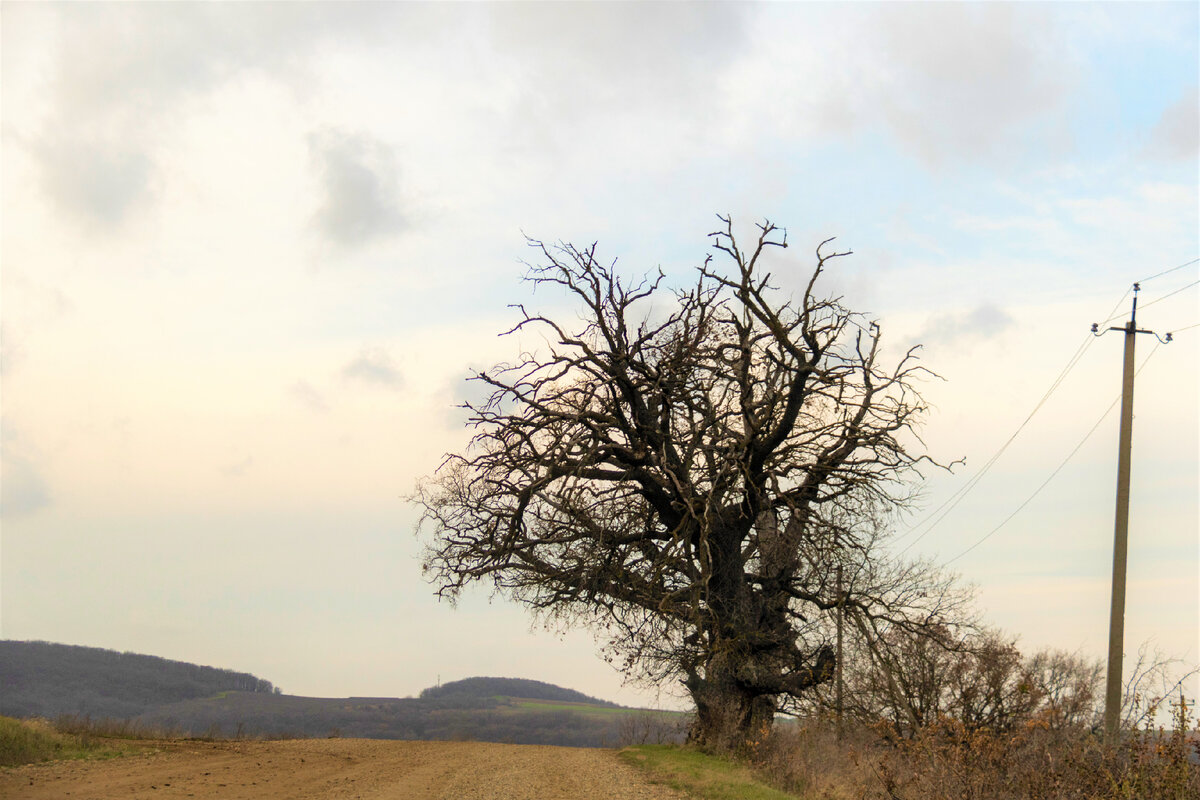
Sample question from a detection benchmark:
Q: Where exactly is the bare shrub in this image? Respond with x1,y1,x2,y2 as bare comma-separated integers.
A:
616,710,689,746
52,714,180,741
1122,642,1200,731
749,699,1198,800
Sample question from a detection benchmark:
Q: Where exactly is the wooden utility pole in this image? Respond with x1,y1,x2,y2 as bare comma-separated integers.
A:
836,564,844,741
1093,284,1170,744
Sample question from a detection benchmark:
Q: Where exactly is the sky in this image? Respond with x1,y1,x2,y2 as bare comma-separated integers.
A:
2,2,1197,710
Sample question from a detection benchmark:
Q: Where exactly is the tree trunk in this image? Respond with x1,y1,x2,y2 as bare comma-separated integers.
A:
686,654,777,751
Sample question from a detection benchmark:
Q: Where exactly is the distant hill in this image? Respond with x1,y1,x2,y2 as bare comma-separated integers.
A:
1,640,685,747
420,676,621,707
0,641,277,720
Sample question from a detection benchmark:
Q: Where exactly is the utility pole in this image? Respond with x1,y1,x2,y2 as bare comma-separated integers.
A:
1092,284,1171,744
836,564,844,741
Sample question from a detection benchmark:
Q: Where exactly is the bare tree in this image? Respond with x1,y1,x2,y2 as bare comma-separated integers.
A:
1120,642,1200,732
417,216,966,747
833,623,1105,738
1025,648,1103,731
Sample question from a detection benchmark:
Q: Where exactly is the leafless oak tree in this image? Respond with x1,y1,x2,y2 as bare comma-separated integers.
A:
417,216,967,747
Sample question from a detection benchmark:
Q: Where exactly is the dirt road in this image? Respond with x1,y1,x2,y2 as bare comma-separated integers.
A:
1,739,689,800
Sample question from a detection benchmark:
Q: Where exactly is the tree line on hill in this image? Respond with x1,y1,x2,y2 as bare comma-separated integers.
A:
419,676,620,707
0,641,685,747
132,691,678,746
0,641,278,720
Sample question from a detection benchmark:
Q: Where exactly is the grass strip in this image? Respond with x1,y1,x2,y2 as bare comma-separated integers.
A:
619,744,804,800
0,716,122,767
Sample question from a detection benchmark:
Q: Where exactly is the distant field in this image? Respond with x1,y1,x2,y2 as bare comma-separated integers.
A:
509,698,688,719
121,689,688,746
1,642,688,748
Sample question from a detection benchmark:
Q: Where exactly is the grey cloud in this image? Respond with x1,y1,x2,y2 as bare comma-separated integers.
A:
24,3,402,233
220,456,254,478
918,303,1014,349
290,380,329,412
309,131,406,247
486,3,752,155
1147,85,1199,161
869,4,1073,166
490,3,749,102
342,348,404,389
0,283,73,377
46,4,400,123
0,324,23,377
38,136,153,229
1,425,52,519
443,367,515,429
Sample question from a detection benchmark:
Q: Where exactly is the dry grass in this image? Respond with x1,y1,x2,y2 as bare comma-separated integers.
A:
51,714,178,741
743,699,1199,800
0,716,119,767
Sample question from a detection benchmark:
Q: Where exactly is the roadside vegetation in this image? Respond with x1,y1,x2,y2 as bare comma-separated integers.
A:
625,694,1196,800
657,636,1200,800
0,716,120,767
621,744,802,800
739,702,1197,800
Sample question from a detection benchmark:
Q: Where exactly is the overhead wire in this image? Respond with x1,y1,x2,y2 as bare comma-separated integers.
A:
1137,279,1199,314
1137,257,1199,284
1098,260,1199,325
892,257,1193,558
942,342,1162,565
893,336,1094,556
891,286,1131,555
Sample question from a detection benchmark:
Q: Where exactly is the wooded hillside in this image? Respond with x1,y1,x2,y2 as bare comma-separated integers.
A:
0,641,277,719
419,677,620,707
0,640,685,747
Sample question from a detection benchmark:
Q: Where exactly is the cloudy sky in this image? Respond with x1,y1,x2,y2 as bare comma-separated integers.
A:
2,2,1197,708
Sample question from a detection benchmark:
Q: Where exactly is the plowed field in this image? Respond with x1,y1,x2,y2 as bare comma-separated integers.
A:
1,739,689,799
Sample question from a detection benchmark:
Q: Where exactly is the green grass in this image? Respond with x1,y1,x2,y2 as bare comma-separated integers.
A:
0,716,121,767
505,696,689,720
619,744,806,800
510,698,636,715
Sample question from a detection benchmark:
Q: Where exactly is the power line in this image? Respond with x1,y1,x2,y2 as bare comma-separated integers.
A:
1138,279,1199,313
1167,321,1200,335
1100,274,1198,326
1138,257,1199,284
894,261,1189,556
894,335,1095,556
892,287,1131,555
941,343,1162,566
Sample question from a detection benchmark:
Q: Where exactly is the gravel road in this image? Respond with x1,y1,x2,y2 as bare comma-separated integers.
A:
1,739,690,800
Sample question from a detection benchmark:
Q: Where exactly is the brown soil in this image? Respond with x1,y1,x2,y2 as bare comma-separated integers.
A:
0,738,689,799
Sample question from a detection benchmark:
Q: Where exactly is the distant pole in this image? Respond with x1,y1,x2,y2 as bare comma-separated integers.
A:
1093,285,1170,745
836,564,844,741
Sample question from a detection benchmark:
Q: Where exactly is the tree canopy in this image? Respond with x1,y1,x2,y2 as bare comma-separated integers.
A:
417,217,969,747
